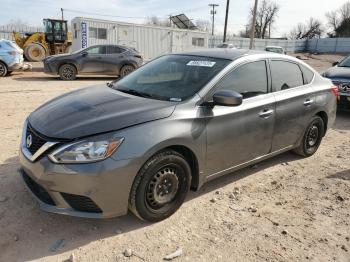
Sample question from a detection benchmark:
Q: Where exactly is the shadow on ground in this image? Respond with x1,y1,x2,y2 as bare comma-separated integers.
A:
0,150,300,261
327,169,350,181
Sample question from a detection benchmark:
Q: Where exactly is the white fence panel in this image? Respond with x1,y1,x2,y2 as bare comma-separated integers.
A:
0,25,43,40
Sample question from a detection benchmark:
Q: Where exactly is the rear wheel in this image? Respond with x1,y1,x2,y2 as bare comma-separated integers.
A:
293,116,324,157
0,62,8,77
59,64,77,80
120,64,135,77
129,150,191,222
24,43,46,62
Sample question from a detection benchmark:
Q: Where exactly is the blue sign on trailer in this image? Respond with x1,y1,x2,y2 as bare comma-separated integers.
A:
81,22,88,48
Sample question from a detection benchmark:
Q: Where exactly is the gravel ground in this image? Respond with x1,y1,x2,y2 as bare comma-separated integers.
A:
0,54,349,262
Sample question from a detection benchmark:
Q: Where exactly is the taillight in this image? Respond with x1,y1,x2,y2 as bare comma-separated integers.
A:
7,51,16,56
134,54,142,59
331,86,339,97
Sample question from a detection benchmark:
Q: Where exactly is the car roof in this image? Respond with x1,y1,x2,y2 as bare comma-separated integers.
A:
87,44,132,49
174,48,267,61
265,45,284,49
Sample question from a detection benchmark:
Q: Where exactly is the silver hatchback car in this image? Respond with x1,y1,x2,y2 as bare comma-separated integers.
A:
19,49,337,222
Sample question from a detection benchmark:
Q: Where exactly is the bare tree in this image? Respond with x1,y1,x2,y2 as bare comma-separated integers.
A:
339,2,350,20
326,10,340,34
289,18,323,39
5,19,29,28
247,0,280,39
326,1,350,37
195,19,211,32
145,16,170,27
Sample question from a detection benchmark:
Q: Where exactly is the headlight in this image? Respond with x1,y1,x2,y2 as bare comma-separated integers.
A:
49,137,124,163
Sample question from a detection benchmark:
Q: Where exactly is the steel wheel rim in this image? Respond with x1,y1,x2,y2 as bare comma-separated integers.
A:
306,125,319,148
0,64,5,75
146,166,179,209
62,67,73,79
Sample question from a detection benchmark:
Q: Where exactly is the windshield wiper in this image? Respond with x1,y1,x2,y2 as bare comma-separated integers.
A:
118,89,153,98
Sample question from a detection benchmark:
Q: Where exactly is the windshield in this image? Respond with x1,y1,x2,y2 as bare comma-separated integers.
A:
265,47,283,53
112,55,230,101
72,47,87,54
338,55,350,67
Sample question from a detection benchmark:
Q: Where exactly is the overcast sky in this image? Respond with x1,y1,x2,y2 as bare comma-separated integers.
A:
0,0,347,36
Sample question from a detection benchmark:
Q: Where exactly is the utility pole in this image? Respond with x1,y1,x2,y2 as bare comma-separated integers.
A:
249,0,258,49
61,8,64,21
209,4,219,36
223,0,230,43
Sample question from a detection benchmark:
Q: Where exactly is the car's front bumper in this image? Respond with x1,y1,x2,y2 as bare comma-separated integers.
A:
43,62,56,75
19,144,141,218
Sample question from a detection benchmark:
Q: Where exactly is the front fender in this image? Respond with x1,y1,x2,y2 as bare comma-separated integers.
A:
110,116,207,180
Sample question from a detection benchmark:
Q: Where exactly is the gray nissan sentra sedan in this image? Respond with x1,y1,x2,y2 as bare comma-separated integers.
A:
20,49,337,222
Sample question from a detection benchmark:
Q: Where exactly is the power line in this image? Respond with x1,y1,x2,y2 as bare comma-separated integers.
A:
63,9,146,19
63,5,209,21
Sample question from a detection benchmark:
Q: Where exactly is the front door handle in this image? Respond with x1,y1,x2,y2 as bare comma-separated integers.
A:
259,109,274,118
303,99,314,106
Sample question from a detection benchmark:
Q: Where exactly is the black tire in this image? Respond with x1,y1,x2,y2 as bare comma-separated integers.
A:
24,43,46,62
129,150,191,222
293,116,324,157
0,61,8,77
59,64,77,80
120,64,135,77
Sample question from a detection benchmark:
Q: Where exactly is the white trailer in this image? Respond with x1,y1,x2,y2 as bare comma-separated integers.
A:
71,17,209,61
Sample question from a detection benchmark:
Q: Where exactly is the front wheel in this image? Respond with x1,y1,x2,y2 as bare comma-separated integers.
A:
59,64,77,80
129,150,191,222
0,62,8,77
293,116,324,157
120,64,135,77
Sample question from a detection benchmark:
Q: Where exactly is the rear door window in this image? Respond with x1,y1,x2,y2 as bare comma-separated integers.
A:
270,60,303,91
106,46,124,54
215,61,268,99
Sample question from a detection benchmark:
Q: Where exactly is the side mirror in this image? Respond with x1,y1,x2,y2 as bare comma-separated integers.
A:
212,90,243,107
81,51,88,57
332,61,339,66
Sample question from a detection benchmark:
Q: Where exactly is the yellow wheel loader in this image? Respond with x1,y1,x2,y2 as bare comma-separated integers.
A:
13,19,72,62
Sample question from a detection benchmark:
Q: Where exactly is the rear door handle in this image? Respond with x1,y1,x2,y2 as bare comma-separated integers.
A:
259,109,274,118
303,99,314,106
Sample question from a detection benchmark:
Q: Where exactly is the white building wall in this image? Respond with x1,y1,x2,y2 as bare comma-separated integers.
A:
71,17,208,61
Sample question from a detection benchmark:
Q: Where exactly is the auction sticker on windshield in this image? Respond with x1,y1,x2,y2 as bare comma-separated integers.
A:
186,61,216,67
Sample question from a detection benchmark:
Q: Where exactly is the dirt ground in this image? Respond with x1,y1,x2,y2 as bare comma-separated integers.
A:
0,54,349,262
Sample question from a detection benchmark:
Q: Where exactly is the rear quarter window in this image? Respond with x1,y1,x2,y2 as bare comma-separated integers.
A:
300,64,315,84
270,60,303,91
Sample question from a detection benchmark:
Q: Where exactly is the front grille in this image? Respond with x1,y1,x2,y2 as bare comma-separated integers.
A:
26,125,47,155
61,193,102,213
22,171,55,206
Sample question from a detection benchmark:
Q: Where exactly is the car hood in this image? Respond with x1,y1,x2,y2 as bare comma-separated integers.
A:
323,66,350,79
28,85,176,140
45,53,73,61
